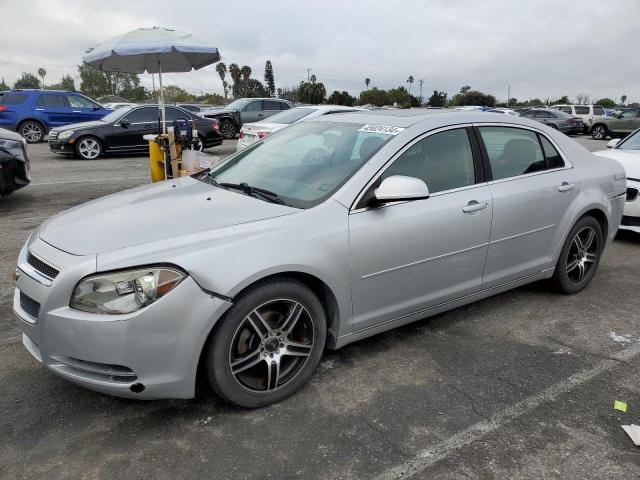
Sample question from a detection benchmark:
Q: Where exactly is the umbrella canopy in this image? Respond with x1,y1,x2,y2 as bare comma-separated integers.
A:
82,27,220,73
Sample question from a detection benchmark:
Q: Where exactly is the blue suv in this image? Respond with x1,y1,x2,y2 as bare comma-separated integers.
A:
0,90,112,143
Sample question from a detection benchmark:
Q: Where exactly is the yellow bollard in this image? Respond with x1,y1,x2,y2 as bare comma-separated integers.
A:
148,139,165,183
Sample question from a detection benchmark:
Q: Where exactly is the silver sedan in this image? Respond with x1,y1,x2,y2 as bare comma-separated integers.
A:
13,111,626,407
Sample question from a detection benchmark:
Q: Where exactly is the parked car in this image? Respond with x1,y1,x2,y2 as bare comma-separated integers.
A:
48,105,223,160
590,108,640,140
520,108,583,134
201,98,294,139
0,127,30,196
593,128,640,233
550,104,606,133
0,90,112,143
237,105,363,150
13,111,626,407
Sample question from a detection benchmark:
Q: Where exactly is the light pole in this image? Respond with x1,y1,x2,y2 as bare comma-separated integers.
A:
306,68,312,104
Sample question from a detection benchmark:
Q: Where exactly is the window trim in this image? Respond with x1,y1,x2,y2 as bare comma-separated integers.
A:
350,123,485,213
472,123,572,185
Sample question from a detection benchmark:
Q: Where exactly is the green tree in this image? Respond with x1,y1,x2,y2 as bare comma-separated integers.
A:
14,72,41,89
621,94,627,105
364,78,370,89
193,92,225,104
278,86,298,102
327,90,356,106
0,77,9,91
264,60,275,97
298,80,326,104
449,88,496,107
460,85,471,94
78,65,146,101
162,85,194,103
46,74,76,91
244,79,269,98
228,63,241,98
550,95,570,105
427,90,447,107
594,98,616,108
406,75,414,96
216,62,227,98
37,68,47,87
358,87,390,106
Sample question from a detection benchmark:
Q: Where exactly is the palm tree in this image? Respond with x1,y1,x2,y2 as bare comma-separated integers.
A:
240,65,251,82
229,63,241,98
310,74,316,84
406,75,414,96
365,78,370,89
216,62,227,98
621,94,627,106
37,67,46,88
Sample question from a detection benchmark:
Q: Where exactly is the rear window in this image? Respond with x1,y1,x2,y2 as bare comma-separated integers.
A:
574,106,589,115
1,93,28,105
593,106,605,116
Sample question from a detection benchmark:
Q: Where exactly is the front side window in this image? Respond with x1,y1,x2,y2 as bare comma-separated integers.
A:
382,128,475,193
67,95,97,109
37,95,67,107
208,121,394,208
479,127,545,180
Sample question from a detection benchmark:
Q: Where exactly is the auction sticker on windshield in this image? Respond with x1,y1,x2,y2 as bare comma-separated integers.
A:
358,125,405,135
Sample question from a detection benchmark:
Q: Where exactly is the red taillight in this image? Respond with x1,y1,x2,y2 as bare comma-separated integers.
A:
257,131,269,139
0,105,7,112
211,121,219,132
239,128,244,139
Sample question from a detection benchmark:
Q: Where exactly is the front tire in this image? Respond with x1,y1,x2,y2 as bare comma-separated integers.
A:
591,124,608,140
551,216,603,294
19,120,46,143
206,279,326,408
75,136,103,160
219,120,237,139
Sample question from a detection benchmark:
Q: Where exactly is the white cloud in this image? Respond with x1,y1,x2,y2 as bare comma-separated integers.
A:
1,0,638,103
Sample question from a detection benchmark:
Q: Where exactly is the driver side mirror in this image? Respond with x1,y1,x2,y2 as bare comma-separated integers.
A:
374,175,430,203
617,113,624,119
120,119,131,128
607,138,621,148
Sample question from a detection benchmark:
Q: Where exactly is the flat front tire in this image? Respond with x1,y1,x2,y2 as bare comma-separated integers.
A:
551,216,603,294
206,279,326,408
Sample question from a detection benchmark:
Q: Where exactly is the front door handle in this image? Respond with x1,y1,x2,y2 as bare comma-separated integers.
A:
558,182,575,193
462,201,489,214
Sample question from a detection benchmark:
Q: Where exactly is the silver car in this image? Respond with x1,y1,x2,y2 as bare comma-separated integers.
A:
13,111,626,407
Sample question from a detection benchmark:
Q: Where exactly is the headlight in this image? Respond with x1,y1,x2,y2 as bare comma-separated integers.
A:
0,138,23,149
58,130,74,140
70,267,186,314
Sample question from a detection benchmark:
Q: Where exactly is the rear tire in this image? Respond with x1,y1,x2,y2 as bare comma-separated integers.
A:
195,135,206,152
591,124,607,140
75,136,103,160
18,120,46,143
205,279,326,408
551,216,603,294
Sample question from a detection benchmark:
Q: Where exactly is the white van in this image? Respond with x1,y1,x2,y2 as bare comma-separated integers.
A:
550,105,606,133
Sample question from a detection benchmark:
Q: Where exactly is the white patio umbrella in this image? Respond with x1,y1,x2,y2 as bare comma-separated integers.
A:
82,27,220,133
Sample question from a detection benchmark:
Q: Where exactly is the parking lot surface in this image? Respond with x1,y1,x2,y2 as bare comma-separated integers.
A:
1,136,639,479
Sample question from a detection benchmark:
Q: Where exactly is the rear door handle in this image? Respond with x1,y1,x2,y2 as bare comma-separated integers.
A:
462,201,489,214
558,182,575,192
35,108,45,111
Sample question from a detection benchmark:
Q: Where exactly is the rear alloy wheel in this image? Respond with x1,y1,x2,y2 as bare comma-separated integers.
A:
75,137,102,160
19,121,45,143
194,135,206,152
551,216,603,294
219,120,237,139
206,279,326,408
592,125,607,140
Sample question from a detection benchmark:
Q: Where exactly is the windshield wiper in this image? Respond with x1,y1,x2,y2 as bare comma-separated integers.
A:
218,181,288,206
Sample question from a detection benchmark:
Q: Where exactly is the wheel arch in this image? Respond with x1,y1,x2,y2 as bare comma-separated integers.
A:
18,117,48,133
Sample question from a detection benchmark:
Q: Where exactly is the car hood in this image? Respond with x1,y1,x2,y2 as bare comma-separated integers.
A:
38,176,298,255
52,121,107,132
0,127,25,142
594,149,640,178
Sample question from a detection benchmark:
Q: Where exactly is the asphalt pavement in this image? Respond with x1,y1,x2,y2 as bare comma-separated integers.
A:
1,136,639,479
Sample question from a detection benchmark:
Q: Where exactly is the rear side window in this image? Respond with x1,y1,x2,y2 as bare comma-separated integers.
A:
165,107,191,121
574,106,589,115
534,111,552,118
244,101,261,112
559,106,573,114
1,93,28,105
122,107,157,123
478,127,545,180
279,102,291,110
539,136,565,169
263,101,282,111
383,128,476,194
37,94,68,107
593,106,604,115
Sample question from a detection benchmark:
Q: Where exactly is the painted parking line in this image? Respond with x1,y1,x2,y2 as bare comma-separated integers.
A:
31,176,149,186
374,341,640,480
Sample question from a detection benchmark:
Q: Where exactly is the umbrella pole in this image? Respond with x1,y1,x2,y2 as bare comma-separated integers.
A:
157,60,168,180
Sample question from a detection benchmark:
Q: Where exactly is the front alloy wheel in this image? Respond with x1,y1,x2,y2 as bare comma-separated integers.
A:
592,125,607,140
76,137,102,160
206,279,326,408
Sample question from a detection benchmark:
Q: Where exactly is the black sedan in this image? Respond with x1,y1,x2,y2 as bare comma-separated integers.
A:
48,105,223,160
0,127,30,196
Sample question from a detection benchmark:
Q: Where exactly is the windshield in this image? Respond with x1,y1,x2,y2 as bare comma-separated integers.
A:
618,130,640,151
224,99,252,110
207,121,394,208
102,107,133,123
260,108,315,125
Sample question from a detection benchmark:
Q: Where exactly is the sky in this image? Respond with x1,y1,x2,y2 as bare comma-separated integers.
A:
1,0,639,104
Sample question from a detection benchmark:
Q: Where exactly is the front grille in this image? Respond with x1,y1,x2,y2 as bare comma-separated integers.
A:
621,216,640,227
27,252,59,279
627,187,639,202
20,291,41,319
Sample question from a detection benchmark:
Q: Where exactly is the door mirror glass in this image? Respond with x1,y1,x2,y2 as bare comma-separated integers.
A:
120,119,131,128
607,138,621,148
374,175,430,203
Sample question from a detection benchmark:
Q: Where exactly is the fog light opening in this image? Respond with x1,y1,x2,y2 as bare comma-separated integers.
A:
130,382,145,393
